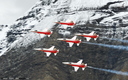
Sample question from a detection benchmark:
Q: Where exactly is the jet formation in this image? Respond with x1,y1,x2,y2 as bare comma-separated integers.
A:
32,20,99,72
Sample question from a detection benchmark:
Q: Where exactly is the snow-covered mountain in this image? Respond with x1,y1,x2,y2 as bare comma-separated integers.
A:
0,0,128,80
0,0,128,56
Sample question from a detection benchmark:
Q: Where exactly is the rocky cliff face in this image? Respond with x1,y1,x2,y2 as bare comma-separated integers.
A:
0,0,128,80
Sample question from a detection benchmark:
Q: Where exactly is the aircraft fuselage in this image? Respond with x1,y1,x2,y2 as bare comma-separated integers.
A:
68,64,86,68
63,40,81,43
80,35,98,38
39,50,58,53
58,22,75,26
33,31,52,35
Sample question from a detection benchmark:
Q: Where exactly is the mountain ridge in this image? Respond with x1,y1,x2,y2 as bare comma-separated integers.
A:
0,0,128,80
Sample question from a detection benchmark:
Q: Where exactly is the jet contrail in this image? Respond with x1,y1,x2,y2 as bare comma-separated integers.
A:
100,37,128,43
82,42,128,51
87,66,128,76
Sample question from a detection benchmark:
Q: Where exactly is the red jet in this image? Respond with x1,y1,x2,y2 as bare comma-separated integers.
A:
55,21,75,26
34,46,59,57
62,60,87,72
31,30,52,37
75,31,99,41
57,36,81,47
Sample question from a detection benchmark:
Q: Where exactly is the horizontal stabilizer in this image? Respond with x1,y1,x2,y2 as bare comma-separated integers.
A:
82,68,85,70
47,35,51,37
54,53,57,56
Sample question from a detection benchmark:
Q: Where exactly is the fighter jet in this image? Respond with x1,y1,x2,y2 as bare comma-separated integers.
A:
34,46,59,57
62,59,87,72
57,36,81,47
31,29,52,37
55,21,75,26
75,31,99,41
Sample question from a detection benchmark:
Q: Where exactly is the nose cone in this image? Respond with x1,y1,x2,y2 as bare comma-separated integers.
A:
62,62,70,64
55,22,60,24
30,31,36,32
34,48,42,50
75,33,82,36
57,38,64,41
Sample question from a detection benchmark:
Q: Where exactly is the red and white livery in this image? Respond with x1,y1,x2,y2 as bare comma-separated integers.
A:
76,31,99,41
34,46,59,57
57,36,81,47
31,29,52,37
62,60,87,72
55,21,75,26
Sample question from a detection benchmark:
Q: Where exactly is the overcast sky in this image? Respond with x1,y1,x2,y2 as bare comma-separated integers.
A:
0,0,38,25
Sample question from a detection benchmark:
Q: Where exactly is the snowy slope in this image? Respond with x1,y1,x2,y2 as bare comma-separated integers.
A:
0,0,128,56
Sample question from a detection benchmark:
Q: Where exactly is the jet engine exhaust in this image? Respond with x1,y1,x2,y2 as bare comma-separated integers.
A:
87,66,128,76
100,37,128,43
82,42,128,51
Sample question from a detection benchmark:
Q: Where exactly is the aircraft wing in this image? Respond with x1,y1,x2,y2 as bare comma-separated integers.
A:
45,52,51,57
89,31,95,35
73,66,79,72
42,28,48,32
40,34,45,38
77,59,83,64
68,43,74,47
49,46,55,50
86,37,91,41
71,36,77,40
